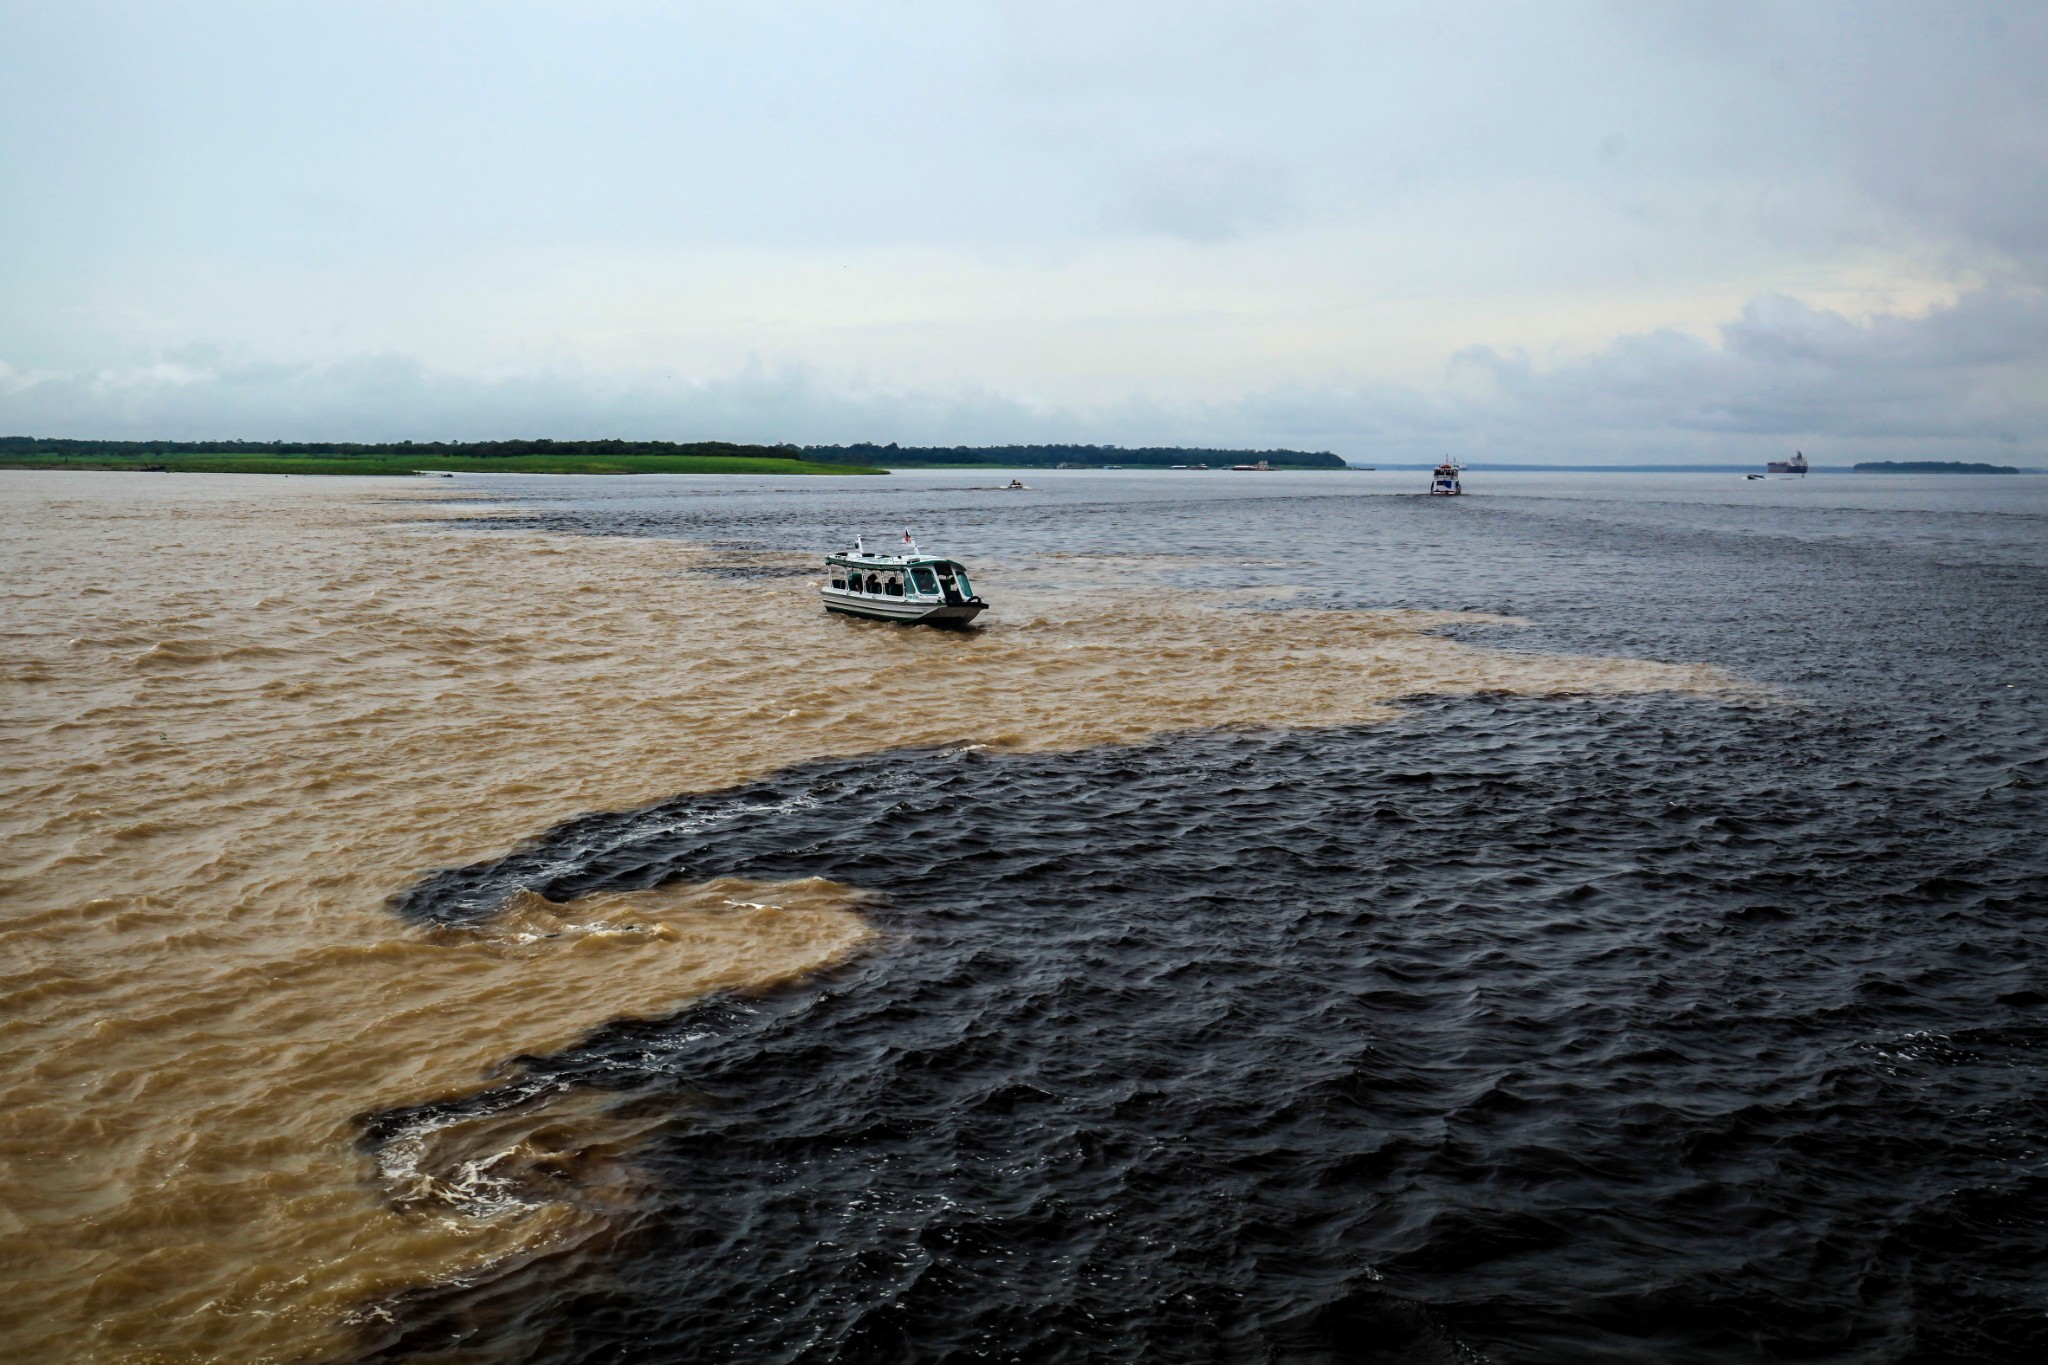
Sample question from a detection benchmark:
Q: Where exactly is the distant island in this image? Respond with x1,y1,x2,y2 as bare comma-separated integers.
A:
1853,460,2021,475
0,436,882,477
802,442,1349,469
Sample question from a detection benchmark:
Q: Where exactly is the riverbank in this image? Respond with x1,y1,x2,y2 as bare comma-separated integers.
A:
0,453,884,476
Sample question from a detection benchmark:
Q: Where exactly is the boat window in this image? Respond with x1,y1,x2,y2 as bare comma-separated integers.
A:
865,574,881,593
910,567,939,595
830,572,847,589
885,575,904,597
948,565,973,597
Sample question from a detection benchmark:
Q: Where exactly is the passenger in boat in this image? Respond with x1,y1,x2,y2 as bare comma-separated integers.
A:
866,573,881,593
885,575,904,596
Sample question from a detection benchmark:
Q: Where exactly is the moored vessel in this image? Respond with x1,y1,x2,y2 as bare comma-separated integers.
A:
822,533,986,626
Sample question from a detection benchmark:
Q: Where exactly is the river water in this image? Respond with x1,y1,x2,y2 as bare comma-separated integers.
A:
2,468,2043,1362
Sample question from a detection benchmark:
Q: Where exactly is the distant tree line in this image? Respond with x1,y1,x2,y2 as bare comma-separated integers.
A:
3,436,1353,470
803,442,1348,469
1852,460,2020,474
0,436,804,460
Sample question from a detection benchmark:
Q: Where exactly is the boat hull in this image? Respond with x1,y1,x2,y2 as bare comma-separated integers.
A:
823,592,985,627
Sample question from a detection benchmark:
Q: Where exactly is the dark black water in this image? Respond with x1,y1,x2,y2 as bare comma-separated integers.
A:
380,472,2048,1362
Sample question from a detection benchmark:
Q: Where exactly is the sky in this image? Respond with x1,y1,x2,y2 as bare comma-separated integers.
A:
1,0,2044,464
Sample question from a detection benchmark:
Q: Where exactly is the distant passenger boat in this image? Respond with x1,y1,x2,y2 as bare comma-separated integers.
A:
1231,460,1271,471
823,533,986,627
1767,451,1809,476
1428,460,1463,495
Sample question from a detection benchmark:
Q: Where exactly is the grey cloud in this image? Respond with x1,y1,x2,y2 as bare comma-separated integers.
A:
0,353,1055,448
7,288,2038,464
1113,151,1300,241
1450,288,2048,452
1611,0,2048,270
1721,291,2048,372
5,1,2046,451
1834,12,2048,266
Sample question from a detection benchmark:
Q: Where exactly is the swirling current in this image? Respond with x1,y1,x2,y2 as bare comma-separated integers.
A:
2,469,2044,1363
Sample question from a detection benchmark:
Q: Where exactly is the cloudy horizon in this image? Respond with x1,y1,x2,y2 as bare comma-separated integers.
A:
3,1,2043,464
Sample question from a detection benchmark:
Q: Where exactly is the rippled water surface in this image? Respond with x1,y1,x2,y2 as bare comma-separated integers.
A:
4,469,2045,1363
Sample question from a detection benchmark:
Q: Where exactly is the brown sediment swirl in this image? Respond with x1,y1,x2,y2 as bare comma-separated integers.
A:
0,474,1742,1362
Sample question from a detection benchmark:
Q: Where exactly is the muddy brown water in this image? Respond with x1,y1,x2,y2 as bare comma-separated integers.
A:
0,473,1735,1362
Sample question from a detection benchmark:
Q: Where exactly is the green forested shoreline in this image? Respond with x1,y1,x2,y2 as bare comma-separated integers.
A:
1851,460,2021,474
0,437,879,477
0,436,1355,475
802,442,1349,468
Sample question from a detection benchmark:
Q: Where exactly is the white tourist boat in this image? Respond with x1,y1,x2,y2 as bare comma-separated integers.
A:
1428,460,1463,495
823,533,987,626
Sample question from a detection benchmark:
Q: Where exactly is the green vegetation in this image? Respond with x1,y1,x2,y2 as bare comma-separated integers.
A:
0,453,874,477
0,437,884,476
1853,460,2021,474
803,442,1350,469
0,434,1373,476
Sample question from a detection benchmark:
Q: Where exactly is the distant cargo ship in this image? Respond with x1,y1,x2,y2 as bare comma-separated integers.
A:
1767,451,1809,476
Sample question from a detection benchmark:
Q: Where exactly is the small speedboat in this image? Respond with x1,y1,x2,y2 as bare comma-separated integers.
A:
823,533,987,627
1004,479,1028,490
1428,460,1463,495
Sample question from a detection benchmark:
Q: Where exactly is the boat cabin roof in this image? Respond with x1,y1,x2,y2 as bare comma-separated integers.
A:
827,552,964,570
